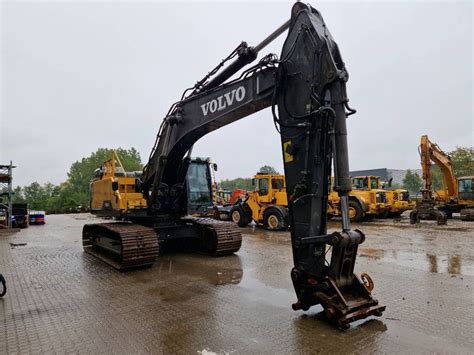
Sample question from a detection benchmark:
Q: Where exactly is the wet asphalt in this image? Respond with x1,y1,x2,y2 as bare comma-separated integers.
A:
0,214,473,354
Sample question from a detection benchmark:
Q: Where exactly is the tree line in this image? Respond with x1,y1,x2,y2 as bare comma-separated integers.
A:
4,147,472,213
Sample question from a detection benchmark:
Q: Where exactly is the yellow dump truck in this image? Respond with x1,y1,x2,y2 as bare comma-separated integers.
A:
327,189,389,222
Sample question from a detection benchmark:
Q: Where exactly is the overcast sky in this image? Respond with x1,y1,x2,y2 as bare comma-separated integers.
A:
1,0,472,186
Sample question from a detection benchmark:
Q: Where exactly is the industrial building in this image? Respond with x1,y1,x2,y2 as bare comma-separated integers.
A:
350,168,422,187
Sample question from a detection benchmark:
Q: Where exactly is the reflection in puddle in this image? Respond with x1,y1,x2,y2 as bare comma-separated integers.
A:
358,248,385,260
359,248,472,276
239,274,294,308
427,254,462,275
154,255,243,286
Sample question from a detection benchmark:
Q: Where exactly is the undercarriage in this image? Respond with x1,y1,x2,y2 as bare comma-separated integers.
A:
82,217,242,270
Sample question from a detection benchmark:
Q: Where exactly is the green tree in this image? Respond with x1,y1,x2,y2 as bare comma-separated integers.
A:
66,147,143,208
22,181,59,210
449,146,474,177
220,178,253,192
258,165,278,174
428,147,473,192
403,169,423,193
12,186,26,203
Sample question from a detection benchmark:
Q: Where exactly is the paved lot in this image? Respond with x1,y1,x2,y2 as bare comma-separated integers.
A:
1,214,473,354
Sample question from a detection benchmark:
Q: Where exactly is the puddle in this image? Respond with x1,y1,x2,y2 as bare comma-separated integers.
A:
150,254,244,286
238,273,294,308
359,247,474,276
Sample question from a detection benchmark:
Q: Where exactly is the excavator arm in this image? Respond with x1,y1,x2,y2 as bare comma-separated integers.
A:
419,135,458,199
140,2,384,327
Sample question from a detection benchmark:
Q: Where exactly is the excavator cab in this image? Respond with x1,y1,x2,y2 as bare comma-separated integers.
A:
186,158,215,215
458,177,474,201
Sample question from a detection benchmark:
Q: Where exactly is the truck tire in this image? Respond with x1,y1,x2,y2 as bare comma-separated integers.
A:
409,210,420,224
378,210,390,219
348,200,364,222
230,206,251,227
263,208,287,231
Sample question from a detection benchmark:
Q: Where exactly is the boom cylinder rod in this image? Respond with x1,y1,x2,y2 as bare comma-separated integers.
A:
253,19,290,53
200,20,290,92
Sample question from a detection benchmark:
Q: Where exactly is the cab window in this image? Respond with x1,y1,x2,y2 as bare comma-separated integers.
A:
370,179,378,189
353,178,367,189
258,178,269,196
272,178,284,190
459,178,473,193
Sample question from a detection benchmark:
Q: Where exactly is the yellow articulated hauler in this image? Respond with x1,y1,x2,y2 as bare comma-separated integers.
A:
327,177,390,222
351,176,415,218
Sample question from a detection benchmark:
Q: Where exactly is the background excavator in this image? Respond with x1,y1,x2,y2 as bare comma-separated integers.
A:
82,2,385,328
410,135,474,224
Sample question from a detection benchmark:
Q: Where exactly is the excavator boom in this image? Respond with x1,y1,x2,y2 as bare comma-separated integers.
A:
420,135,458,198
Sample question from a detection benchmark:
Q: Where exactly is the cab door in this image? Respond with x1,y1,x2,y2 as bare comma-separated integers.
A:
256,177,272,203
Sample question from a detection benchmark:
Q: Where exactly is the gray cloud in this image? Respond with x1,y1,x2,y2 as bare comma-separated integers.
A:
1,1,472,186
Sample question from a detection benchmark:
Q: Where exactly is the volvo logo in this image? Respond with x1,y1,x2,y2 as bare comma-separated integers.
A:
201,86,246,116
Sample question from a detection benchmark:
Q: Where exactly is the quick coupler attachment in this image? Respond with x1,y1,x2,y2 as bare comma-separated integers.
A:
291,229,385,329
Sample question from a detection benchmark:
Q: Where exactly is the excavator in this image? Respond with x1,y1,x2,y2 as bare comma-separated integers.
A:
82,2,385,328
410,135,474,224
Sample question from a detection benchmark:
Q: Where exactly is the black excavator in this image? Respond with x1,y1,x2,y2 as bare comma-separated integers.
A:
83,2,385,328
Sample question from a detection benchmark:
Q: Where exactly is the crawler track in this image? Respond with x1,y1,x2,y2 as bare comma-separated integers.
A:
83,223,159,270
191,218,242,256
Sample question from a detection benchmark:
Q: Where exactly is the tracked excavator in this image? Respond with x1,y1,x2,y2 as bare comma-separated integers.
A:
410,135,474,224
83,2,385,328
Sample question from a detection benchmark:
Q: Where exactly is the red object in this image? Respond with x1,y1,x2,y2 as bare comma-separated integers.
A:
229,189,249,205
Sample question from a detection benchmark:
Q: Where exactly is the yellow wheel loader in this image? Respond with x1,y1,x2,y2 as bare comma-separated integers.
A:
230,173,289,230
